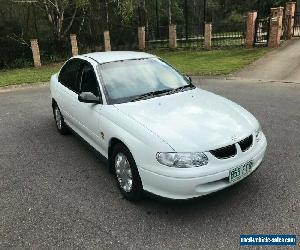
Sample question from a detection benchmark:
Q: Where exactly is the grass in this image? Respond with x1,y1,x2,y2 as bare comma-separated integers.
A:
155,48,269,75
0,47,269,87
0,64,62,87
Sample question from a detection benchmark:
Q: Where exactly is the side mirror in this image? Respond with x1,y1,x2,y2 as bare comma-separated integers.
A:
185,75,192,83
78,92,102,104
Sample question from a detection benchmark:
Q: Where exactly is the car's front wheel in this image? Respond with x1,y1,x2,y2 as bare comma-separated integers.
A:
53,104,69,135
112,143,143,201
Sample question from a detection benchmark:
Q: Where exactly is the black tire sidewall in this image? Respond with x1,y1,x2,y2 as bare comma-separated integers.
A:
112,143,143,201
53,104,68,135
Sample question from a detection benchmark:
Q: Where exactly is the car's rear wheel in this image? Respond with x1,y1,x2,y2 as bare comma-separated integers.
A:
53,104,69,135
112,143,143,201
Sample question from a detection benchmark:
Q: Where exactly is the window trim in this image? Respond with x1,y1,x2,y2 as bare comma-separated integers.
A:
82,56,109,105
58,58,82,94
58,58,105,104
79,61,102,98
96,57,191,105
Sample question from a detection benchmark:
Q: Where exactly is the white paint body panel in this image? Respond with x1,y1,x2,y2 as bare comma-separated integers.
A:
115,88,259,152
50,52,267,200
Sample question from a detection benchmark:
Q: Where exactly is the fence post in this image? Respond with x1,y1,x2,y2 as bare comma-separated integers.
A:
169,24,177,49
285,2,296,39
103,30,111,51
268,7,284,48
245,11,258,48
30,39,41,68
70,34,79,56
138,26,145,50
204,22,212,50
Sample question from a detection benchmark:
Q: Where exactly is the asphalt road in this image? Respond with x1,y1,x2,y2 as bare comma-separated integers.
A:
0,79,299,249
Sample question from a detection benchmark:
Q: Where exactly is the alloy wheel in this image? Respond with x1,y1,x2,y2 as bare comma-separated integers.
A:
54,107,62,130
114,153,133,192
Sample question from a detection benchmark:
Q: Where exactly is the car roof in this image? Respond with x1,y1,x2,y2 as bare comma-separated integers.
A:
79,51,156,64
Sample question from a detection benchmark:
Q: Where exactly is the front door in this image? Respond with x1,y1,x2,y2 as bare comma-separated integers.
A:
74,62,105,154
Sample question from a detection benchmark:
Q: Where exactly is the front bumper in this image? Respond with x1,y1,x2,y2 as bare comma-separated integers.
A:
138,135,267,200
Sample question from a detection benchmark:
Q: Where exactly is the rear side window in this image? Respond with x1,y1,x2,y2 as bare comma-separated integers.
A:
58,59,82,93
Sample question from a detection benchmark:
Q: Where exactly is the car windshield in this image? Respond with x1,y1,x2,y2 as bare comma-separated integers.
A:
98,58,192,104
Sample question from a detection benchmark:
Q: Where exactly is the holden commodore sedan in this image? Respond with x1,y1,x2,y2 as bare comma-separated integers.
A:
50,51,267,201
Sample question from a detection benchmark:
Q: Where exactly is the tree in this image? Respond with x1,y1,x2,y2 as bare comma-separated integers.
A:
12,0,88,40
168,0,172,24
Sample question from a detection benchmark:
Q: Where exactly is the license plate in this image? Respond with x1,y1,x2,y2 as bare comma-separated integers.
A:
229,160,253,184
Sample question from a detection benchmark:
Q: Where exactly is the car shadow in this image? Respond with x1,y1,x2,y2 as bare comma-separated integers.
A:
131,175,261,220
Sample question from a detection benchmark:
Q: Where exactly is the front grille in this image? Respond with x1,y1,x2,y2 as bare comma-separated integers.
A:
238,135,253,152
210,144,237,159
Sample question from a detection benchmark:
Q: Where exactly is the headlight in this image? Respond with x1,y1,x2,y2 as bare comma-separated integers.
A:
255,125,263,142
156,152,208,168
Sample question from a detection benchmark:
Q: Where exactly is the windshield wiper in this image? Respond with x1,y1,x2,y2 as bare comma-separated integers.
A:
130,83,195,102
130,89,172,102
166,83,195,95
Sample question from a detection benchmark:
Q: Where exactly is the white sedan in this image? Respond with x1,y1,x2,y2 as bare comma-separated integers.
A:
50,51,267,201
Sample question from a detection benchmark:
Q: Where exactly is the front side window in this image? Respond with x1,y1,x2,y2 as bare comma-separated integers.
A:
58,59,82,93
98,58,191,104
80,64,100,97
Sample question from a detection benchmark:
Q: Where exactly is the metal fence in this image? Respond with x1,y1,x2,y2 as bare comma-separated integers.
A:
254,17,270,46
176,25,204,48
39,39,71,64
212,31,246,48
293,12,300,36
111,25,138,51
145,26,169,49
145,24,247,50
77,33,102,54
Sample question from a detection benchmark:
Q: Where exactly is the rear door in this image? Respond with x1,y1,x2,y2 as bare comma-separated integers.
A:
57,59,82,127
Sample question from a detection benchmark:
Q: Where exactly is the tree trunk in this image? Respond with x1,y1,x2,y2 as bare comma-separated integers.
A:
143,0,148,31
168,0,172,25
105,0,109,30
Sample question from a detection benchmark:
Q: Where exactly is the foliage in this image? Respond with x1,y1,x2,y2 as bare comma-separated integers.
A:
0,64,61,87
0,0,288,68
0,48,269,86
154,48,269,75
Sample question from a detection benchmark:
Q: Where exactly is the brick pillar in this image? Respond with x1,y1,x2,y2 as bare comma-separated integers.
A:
30,39,41,68
245,11,258,48
204,23,212,50
169,24,177,49
138,26,145,50
70,34,79,56
268,7,284,48
285,2,296,39
103,30,111,51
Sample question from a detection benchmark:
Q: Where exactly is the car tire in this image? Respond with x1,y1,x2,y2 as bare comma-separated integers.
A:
112,143,143,201
53,104,69,135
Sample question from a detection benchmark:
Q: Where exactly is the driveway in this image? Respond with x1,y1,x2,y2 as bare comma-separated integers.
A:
0,79,299,249
236,38,300,82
